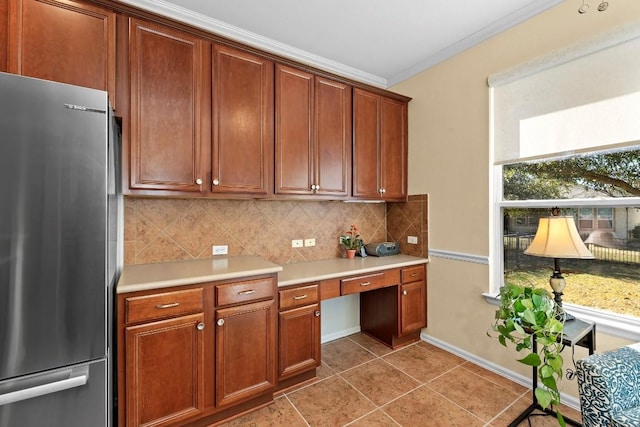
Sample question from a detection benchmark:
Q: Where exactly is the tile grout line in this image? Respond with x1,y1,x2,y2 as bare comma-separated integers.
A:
421,382,492,426
282,393,311,427
484,389,530,426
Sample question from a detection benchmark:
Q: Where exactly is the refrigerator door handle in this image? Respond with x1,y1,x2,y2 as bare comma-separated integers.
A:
0,365,89,406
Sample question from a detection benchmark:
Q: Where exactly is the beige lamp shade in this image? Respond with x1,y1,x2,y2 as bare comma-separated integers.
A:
524,216,595,259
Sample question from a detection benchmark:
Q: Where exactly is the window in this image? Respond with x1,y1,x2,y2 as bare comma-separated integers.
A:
489,23,640,334
498,148,640,320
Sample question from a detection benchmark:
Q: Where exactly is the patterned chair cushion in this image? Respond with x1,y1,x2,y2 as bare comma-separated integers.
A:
611,406,640,427
577,346,640,427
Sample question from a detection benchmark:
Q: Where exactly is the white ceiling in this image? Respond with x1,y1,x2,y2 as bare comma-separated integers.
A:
121,0,563,88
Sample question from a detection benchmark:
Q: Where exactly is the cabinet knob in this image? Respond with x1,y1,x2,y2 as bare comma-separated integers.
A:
314,311,320,317
402,290,408,296
195,178,202,185
197,322,205,330
217,319,225,326
212,179,220,186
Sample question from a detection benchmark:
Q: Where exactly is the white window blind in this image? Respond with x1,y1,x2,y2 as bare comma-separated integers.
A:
489,20,640,165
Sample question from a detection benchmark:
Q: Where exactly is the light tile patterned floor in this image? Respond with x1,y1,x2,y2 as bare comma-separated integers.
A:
220,333,582,427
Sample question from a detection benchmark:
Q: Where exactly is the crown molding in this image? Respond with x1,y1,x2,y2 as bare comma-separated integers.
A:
387,0,563,86
117,0,388,88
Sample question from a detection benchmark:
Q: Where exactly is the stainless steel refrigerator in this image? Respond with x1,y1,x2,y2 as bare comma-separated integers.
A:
0,72,121,426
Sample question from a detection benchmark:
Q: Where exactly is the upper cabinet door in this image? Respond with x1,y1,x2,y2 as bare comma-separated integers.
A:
7,0,116,107
314,77,351,197
275,65,314,195
212,45,273,196
353,88,381,199
353,88,407,201
275,65,351,197
128,18,205,194
380,96,407,201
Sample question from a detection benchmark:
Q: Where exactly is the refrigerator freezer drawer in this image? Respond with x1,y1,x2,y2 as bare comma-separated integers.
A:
0,359,107,427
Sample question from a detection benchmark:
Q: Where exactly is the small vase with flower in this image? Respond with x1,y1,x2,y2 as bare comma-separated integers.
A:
340,225,362,259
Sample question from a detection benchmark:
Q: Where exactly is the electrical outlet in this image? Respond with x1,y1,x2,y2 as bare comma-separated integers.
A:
212,245,228,255
291,239,303,248
304,238,316,247
407,236,418,244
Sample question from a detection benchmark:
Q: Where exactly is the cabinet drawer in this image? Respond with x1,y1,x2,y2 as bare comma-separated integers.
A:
341,272,386,295
216,277,275,306
279,284,319,310
125,288,204,324
402,265,425,283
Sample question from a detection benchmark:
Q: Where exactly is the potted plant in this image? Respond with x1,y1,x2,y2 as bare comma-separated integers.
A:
489,283,567,426
340,224,362,259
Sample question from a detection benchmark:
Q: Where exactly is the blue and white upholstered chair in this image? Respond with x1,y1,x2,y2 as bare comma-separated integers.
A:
577,345,640,427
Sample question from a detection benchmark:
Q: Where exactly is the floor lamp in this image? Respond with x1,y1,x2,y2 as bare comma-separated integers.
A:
524,208,594,320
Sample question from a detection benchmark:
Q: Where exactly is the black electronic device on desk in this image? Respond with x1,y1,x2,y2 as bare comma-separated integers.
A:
364,242,400,257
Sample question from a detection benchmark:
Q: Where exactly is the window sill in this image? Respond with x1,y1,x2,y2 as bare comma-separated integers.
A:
483,292,640,342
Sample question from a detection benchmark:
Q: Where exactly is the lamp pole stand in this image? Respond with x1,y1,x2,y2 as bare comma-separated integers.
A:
549,258,574,321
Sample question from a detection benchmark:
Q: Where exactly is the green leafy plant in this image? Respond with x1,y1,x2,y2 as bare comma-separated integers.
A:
489,283,567,426
340,224,362,250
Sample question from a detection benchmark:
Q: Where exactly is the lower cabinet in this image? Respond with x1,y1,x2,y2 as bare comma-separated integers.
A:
278,284,321,382
215,299,277,407
117,275,277,427
400,265,427,335
117,265,427,426
125,313,205,427
360,265,427,348
400,280,427,334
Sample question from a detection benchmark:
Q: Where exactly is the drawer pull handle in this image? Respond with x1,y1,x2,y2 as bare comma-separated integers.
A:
217,319,225,326
197,322,205,330
360,282,371,287
402,290,408,296
410,273,418,277
156,302,179,309
237,290,256,295
293,295,308,300
314,311,320,317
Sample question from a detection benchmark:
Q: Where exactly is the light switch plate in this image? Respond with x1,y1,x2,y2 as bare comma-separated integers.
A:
304,238,316,247
292,239,303,248
407,236,418,244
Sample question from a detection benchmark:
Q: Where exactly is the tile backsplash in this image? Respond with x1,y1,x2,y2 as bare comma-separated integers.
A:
124,195,428,266
386,194,429,258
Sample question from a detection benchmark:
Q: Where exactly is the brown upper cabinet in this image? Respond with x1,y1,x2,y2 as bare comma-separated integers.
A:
275,64,351,197
0,0,409,201
128,18,206,194
126,21,274,197
212,45,274,196
6,0,116,107
353,88,408,201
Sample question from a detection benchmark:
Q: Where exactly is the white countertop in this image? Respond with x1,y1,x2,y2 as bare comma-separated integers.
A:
117,255,283,294
278,254,428,287
117,254,428,294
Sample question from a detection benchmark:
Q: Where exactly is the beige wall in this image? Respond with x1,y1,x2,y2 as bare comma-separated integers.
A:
391,0,640,400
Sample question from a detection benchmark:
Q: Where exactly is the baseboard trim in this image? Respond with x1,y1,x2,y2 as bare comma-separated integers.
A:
321,326,361,344
420,331,581,411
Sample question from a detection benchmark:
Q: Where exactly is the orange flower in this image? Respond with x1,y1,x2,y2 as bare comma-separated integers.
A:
340,225,362,249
